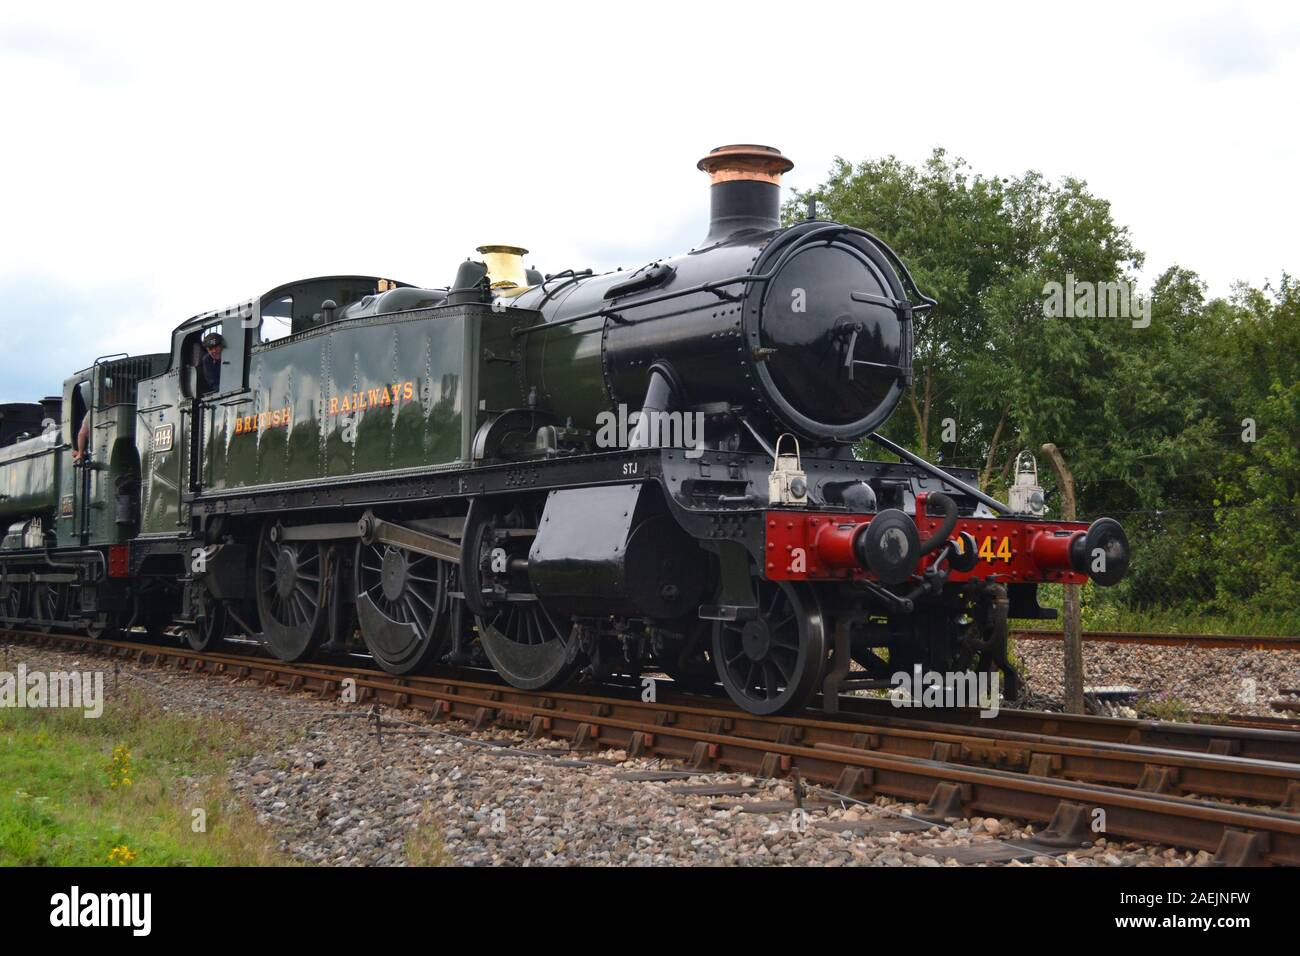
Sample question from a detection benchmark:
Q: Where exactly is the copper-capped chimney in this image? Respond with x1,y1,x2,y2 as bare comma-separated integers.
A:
697,144,794,244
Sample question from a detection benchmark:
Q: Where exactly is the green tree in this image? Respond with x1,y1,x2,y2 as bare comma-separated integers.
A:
1207,277,1300,628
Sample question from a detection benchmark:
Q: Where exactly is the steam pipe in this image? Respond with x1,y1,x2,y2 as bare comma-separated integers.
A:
917,492,959,553
628,363,681,450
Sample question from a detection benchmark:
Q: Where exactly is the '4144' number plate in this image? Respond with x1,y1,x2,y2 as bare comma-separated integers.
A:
977,535,1014,563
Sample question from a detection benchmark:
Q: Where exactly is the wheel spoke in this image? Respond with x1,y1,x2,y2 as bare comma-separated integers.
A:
401,594,422,630
412,605,432,637
291,590,311,625
770,654,791,683
408,586,438,612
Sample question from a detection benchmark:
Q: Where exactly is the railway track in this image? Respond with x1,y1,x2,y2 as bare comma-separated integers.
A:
1190,710,1300,732
816,694,1300,763
1011,629,1300,651
6,626,1300,865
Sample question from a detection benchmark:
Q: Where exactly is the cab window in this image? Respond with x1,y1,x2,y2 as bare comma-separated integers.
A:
179,325,225,398
259,296,293,345
69,380,91,450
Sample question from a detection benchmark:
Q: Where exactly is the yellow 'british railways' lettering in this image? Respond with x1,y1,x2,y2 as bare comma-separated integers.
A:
328,381,415,416
233,406,292,436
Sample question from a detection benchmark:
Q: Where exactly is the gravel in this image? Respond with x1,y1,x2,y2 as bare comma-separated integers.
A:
1012,638,1300,717
1,639,1243,867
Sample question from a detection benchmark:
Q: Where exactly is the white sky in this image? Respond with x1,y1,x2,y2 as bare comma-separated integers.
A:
1,0,1297,401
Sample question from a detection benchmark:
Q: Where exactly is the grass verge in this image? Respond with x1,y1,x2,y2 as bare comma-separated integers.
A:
0,681,293,866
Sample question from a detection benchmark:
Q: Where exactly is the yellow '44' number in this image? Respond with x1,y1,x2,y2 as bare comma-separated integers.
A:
978,536,1014,563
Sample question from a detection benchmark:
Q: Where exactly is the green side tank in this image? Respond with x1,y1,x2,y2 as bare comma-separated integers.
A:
0,427,61,548
0,355,165,550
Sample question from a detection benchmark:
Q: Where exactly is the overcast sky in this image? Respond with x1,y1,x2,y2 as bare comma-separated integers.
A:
1,0,1296,402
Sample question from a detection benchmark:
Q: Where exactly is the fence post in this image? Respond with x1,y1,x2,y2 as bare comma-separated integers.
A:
1041,442,1085,714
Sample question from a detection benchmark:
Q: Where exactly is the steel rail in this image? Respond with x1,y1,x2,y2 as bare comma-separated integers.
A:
812,691,1300,763
1011,629,1300,650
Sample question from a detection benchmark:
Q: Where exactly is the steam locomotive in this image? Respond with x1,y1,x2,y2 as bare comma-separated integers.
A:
0,145,1130,715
